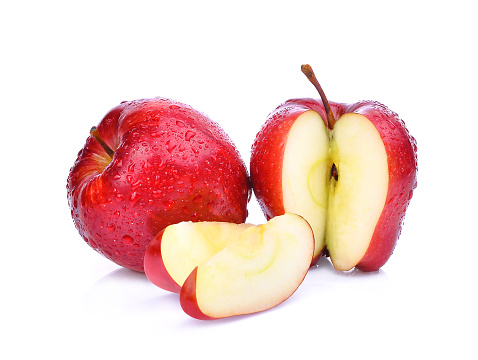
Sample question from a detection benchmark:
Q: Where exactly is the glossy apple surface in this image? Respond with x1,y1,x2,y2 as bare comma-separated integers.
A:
250,65,417,271
179,213,314,320
67,98,250,272
144,221,253,292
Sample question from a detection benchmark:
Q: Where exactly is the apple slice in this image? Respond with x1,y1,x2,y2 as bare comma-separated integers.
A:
180,213,314,320
144,221,254,292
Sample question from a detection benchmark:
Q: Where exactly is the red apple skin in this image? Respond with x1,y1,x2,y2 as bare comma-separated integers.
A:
250,98,417,271
67,98,250,272
143,229,181,292
180,267,216,320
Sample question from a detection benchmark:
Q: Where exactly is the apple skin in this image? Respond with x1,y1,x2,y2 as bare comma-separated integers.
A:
179,267,216,320
67,98,251,272
143,228,182,292
250,98,417,271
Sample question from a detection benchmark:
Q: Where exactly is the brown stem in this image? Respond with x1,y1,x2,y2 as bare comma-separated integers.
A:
301,64,336,130
90,126,114,158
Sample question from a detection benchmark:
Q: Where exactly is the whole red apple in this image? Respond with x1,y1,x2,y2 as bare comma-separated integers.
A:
67,98,250,272
250,65,417,271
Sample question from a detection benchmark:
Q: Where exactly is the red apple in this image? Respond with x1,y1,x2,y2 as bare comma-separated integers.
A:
250,65,417,271
67,98,251,272
179,213,314,320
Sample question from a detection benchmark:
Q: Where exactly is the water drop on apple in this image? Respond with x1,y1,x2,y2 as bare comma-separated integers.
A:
185,130,196,141
163,199,174,210
166,139,177,153
193,195,202,204
122,235,134,245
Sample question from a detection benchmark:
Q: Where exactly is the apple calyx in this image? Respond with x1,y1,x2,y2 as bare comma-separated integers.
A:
89,126,114,158
300,64,336,130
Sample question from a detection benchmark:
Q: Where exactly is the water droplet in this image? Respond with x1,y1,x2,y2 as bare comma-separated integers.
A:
408,190,414,200
130,192,140,206
176,120,185,127
131,180,142,190
151,130,164,138
122,235,134,245
142,159,152,173
169,104,181,110
126,175,133,183
185,130,196,141
128,163,135,173
166,139,177,153
152,189,162,198
113,211,120,217
163,199,174,210
193,195,202,204
107,223,116,232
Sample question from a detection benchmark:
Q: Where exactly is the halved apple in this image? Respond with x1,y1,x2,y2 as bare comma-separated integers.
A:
180,213,314,320
250,65,417,271
144,221,253,292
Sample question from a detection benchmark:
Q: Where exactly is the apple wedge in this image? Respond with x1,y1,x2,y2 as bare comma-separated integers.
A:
179,213,314,320
144,221,253,292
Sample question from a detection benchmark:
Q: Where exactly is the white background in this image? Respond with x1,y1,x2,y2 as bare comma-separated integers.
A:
2,0,477,358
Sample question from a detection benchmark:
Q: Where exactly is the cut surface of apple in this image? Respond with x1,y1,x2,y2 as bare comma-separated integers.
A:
326,113,388,271
282,110,330,263
144,221,253,292
281,110,388,271
180,213,314,320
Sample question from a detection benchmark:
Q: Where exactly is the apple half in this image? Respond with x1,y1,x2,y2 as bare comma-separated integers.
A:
251,65,417,271
179,213,314,320
144,221,253,292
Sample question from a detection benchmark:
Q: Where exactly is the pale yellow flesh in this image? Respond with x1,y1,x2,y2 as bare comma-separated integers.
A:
326,113,388,270
195,213,314,318
162,222,253,287
281,112,388,271
282,111,329,259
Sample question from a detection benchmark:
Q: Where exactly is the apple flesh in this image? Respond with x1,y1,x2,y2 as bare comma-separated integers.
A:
67,98,251,272
144,221,254,292
250,65,417,271
179,213,314,320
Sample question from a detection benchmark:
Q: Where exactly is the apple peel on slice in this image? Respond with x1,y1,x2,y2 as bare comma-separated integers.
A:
144,221,253,292
179,213,314,320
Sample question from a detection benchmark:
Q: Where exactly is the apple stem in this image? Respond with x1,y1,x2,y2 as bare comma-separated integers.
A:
90,126,114,158
301,64,336,130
